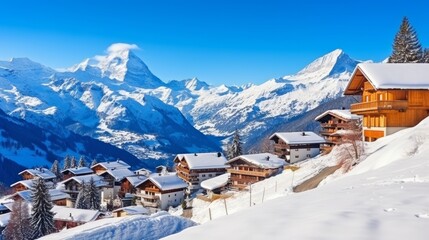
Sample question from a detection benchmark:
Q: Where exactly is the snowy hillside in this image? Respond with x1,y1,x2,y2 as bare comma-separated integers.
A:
149,49,360,145
165,118,429,240
0,43,219,165
0,108,144,186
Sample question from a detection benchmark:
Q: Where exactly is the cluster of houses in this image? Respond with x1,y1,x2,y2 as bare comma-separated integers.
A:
1,63,429,233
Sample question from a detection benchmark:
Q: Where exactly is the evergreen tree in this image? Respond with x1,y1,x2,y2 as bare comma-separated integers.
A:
70,156,77,168
63,155,71,170
230,129,243,159
50,160,61,180
86,177,101,210
4,199,31,240
75,180,88,209
388,17,423,63
226,143,234,160
91,159,98,167
423,48,429,63
30,178,56,238
78,156,87,168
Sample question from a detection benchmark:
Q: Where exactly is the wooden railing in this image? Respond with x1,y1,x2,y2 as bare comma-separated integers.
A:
136,193,160,200
142,201,159,208
350,100,407,113
228,169,271,177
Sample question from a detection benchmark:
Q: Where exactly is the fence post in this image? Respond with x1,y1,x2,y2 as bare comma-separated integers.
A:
262,187,265,203
209,208,212,221
224,198,228,215
275,181,277,193
249,184,252,207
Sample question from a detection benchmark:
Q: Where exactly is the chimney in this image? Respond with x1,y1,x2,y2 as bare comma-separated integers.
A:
194,153,197,156
265,156,270,161
217,152,222,157
302,132,306,136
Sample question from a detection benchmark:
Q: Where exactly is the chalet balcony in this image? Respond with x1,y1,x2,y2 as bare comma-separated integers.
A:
137,193,160,200
321,123,350,128
228,169,271,178
350,100,408,114
142,201,159,208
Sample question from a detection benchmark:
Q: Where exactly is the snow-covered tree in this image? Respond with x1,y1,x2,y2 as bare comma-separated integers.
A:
423,48,429,63
63,155,71,170
338,119,365,172
78,156,87,168
91,159,98,167
388,17,423,63
87,177,101,210
75,180,88,209
228,129,243,159
4,199,31,240
50,160,61,180
30,178,56,238
70,156,77,168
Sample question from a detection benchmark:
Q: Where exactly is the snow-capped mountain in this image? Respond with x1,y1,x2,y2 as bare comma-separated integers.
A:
0,43,219,165
149,49,360,145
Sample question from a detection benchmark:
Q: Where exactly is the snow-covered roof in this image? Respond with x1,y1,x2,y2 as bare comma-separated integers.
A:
228,153,286,169
270,132,325,145
10,179,54,189
138,173,188,191
52,205,100,223
345,63,429,94
91,160,130,171
9,189,70,202
174,152,228,170
99,168,135,181
59,174,108,187
112,205,149,215
124,175,148,187
0,212,11,227
19,168,56,180
315,109,361,122
61,167,93,175
200,173,230,191
134,168,152,177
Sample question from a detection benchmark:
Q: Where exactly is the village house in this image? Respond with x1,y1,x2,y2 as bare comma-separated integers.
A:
315,109,361,151
227,153,285,190
200,173,231,199
112,205,149,217
135,173,188,210
270,131,325,163
174,152,228,191
90,160,131,175
61,167,93,180
10,179,54,193
344,63,429,141
119,175,147,196
97,168,135,199
9,189,71,206
58,174,108,206
18,168,56,181
51,205,101,231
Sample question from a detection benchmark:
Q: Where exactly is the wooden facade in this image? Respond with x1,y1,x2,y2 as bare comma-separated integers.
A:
20,172,34,180
175,158,226,189
11,182,29,193
345,65,429,142
227,159,281,190
272,138,320,162
92,165,107,175
136,180,161,208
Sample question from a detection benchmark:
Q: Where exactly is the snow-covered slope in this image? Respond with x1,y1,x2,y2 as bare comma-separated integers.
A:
165,118,429,240
0,44,219,166
149,49,360,144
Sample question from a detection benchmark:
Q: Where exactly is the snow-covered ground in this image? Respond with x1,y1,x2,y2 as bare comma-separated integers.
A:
38,212,195,240
165,118,429,240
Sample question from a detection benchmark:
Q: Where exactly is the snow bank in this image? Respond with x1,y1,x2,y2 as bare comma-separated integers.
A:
39,212,196,240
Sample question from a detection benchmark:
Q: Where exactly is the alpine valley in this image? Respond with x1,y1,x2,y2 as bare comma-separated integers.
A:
0,43,365,180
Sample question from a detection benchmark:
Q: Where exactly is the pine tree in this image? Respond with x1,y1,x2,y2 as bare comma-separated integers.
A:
75,180,88,209
226,143,234,160
423,48,429,63
63,155,71,170
4,199,31,240
388,17,423,63
230,129,243,159
78,156,87,168
50,160,61,180
86,177,101,210
30,178,56,238
70,156,77,168
91,159,98,167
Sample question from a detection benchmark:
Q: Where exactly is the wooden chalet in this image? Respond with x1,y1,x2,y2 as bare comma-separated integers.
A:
61,167,93,180
9,189,70,206
59,174,107,206
315,109,361,151
200,173,231,199
174,152,228,191
269,132,325,163
112,205,149,217
90,160,131,175
135,173,187,210
10,180,54,193
119,175,147,196
344,63,429,141
226,153,285,190
18,168,56,181
51,205,101,230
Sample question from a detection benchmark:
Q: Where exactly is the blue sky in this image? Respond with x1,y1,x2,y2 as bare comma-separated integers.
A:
0,0,428,85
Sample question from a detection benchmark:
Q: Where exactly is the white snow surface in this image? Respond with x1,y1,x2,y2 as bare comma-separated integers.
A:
52,205,100,223
228,153,286,169
61,167,93,175
99,168,135,181
112,205,149,215
124,175,148,187
315,109,361,121
19,168,56,180
59,174,108,187
175,152,228,170
200,173,230,191
10,189,70,202
145,173,188,191
92,160,130,171
0,212,11,227
356,63,429,89
39,211,196,240
165,117,429,240
270,131,326,144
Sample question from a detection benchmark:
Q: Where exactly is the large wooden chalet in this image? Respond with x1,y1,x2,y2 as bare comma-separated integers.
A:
18,168,56,181
9,189,70,207
315,109,361,151
270,132,325,163
61,167,93,180
227,153,285,190
174,152,228,191
59,174,108,206
344,63,429,141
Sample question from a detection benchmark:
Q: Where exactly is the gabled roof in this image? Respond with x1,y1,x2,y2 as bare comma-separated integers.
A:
61,167,93,176
137,173,188,191
174,152,228,170
18,168,56,180
9,189,70,202
227,153,286,169
10,179,54,189
269,132,325,145
123,175,148,187
59,174,108,188
200,173,230,191
315,109,361,122
52,205,100,223
344,63,429,95
0,212,11,227
112,205,149,215
91,160,130,171
99,168,135,182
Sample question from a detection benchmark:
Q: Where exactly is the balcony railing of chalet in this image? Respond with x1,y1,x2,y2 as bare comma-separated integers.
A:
142,201,159,208
321,123,350,128
136,193,160,200
351,100,408,113
228,168,271,178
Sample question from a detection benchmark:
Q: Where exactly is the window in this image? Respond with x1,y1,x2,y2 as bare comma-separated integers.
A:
295,155,299,158
209,174,212,177
307,148,310,151
202,174,206,177
295,149,298,151
175,194,177,196
365,95,370,102
168,194,170,197
378,94,383,101
306,154,311,158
